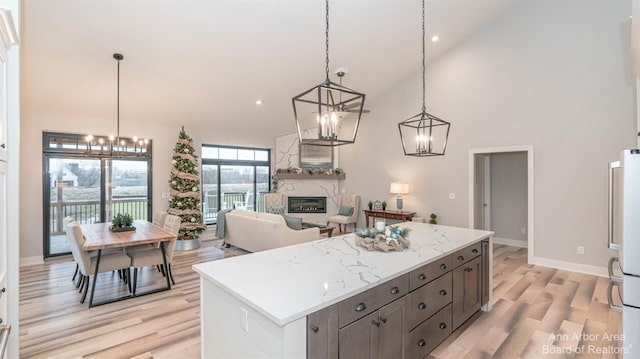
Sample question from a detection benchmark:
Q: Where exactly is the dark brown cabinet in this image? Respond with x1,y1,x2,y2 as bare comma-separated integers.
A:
452,256,482,329
338,297,407,359
307,304,338,358
307,240,490,359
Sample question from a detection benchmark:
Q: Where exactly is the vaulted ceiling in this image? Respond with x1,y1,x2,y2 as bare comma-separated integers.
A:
22,0,522,140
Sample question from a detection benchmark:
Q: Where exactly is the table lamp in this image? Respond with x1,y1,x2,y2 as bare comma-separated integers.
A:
390,182,410,212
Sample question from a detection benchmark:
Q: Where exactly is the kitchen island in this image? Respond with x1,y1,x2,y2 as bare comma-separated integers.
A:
193,222,493,358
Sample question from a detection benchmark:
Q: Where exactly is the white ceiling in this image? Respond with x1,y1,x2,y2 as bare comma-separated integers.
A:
22,0,522,139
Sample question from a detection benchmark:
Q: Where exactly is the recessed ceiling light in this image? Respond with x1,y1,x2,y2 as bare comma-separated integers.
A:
431,35,439,42
255,99,263,105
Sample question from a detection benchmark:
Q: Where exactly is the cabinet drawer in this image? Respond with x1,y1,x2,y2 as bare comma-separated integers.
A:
408,271,452,330
409,255,452,291
338,274,409,328
407,304,452,359
452,242,481,268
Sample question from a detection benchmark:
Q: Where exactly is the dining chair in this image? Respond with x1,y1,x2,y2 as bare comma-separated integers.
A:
63,216,80,281
127,214,180,294
152,211,168,226
65,221,132,304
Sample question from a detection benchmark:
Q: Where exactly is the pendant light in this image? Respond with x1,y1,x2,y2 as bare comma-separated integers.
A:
84,53,150,158
292,0,366,147
398,0,450,157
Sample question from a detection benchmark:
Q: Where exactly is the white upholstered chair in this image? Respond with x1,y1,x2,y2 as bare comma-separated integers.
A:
127,214,180,294
152,211,168,226
327,194,360,233
66,221,132,304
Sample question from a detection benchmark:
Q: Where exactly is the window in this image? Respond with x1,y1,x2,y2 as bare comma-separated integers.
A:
201,145,270,224
42,132,152,257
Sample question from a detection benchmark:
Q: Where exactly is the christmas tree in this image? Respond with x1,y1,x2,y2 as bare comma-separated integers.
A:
168,127,206,240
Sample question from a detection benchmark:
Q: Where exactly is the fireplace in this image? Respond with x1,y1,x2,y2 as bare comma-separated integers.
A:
288,196,327,214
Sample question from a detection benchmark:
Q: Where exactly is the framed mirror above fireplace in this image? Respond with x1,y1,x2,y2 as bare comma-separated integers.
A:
299,144,333,169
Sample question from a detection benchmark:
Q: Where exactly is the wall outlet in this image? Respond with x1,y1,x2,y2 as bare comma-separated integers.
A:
577,246,585,255
448,193,456,200
240,308,249,332
521,227,526,235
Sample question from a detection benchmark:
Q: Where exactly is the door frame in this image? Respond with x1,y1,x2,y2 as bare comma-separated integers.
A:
468,145,534,264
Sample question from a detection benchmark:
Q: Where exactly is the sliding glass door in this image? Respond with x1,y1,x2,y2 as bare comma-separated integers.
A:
43,132,152,258
201,145,270,224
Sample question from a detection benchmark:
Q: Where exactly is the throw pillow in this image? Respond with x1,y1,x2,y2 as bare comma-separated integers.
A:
338,205,354,216
267,205,285,215
283,215,303,230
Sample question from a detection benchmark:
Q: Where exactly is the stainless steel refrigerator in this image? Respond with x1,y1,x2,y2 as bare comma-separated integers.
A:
608,149,640,358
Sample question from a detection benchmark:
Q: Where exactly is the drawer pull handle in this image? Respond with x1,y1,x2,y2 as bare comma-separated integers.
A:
310,325,319,332
418,302,426,310
390,286,399,295
372,320,380,327
465,267,473,272
439,289,447,296
418,339,426,347
458,255,465,261
472,248,479,254
355,303,367,312
380,317,387,323
440,263,447,270
439,322,447,330
418,273,426,280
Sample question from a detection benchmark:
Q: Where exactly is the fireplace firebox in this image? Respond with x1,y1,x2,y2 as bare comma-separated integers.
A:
288,196,327,214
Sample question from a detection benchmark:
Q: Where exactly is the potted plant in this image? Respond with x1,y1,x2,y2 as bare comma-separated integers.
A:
110,213,135,232
429,213,438,224
368,200,373,210
382,201,387,211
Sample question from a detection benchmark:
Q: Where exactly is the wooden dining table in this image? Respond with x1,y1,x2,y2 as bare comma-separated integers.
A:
81,220,178,307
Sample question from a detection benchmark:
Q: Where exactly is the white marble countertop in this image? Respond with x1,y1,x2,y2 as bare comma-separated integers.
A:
193,222,493,326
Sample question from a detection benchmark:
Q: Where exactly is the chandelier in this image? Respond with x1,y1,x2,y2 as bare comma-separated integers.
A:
398,0,450,157
292,0,366,147
84,53,150,158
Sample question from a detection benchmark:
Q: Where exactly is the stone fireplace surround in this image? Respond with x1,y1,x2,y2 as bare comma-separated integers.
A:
275,131,342,226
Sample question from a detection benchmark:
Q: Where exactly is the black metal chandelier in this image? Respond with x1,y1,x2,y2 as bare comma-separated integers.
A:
398,0,450,157
84,53,150,158
292,0,366,147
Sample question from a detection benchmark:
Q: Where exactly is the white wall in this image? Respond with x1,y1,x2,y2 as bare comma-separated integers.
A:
340,0,635,270
491,152,527,243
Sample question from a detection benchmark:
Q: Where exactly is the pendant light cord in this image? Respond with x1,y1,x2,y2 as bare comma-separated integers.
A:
421,0,426,113
325,0,330,82
116,55,120,140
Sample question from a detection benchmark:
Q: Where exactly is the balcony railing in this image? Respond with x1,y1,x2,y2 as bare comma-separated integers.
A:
51,192,267,233
203,192,266,223
50,197,149,235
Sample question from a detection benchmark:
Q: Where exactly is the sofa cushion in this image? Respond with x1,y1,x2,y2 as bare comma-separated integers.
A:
232,209,258,218
267,205,285,215
256,212,286,224
338,205,354,216
283,215,303,230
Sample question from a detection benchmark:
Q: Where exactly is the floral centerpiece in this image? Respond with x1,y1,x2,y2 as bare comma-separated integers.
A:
354,225,411,252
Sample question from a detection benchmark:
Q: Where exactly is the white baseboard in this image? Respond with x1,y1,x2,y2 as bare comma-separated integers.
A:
20,256,44,267
532,256,608,278
493,237,528,248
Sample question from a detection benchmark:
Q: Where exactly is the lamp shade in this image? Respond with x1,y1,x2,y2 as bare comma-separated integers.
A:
390,182,410,195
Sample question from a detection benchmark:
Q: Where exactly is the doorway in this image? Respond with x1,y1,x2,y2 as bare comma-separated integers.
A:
468,146,534,264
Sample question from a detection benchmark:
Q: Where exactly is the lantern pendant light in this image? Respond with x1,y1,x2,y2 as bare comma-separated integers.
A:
292,0,366,147
398,0,450,157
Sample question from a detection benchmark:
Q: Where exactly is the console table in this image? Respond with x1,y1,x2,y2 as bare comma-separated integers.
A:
363,209,416,227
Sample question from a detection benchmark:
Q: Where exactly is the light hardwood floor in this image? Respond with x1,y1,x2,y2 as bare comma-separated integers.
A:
20,242,620,358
